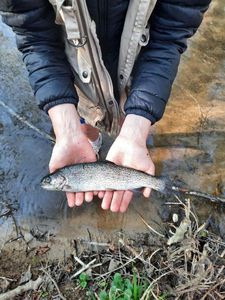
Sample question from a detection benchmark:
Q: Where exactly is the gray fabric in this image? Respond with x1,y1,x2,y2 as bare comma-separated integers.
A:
118,0,157,110
51,0,157,134
55,0,120,135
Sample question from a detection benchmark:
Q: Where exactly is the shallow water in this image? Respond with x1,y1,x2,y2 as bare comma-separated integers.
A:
0,0,225,247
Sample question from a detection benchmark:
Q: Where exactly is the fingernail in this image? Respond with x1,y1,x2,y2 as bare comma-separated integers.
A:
111,207,119,213
101,204,108,210
85,198,92,203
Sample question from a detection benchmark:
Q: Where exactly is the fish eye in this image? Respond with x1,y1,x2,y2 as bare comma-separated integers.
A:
44,177,51,184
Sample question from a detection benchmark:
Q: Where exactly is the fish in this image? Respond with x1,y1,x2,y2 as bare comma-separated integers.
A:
41,161,171,194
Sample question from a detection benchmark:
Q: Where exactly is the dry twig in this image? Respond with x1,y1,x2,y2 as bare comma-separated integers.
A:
41,268,66,300
0,277,43,300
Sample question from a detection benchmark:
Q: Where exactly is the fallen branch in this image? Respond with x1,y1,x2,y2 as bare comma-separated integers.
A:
0,277,43,300
0,100,55,144
172,186,225,204
0,209,11,219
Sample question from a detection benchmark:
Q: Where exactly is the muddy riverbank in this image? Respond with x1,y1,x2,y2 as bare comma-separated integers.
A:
0,0,224,262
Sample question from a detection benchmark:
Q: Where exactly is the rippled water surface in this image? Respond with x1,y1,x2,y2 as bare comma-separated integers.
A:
0,1,224,245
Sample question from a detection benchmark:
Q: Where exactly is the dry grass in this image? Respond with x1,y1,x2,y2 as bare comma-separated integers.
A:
0,197,225,299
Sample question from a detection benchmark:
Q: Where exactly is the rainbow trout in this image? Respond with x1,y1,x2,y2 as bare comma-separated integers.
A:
41,161,171,194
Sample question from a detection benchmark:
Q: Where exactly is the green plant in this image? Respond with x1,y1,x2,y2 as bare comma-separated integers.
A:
40,290,49,299
79,272,90,289
98,271,148,300
77,271,167,299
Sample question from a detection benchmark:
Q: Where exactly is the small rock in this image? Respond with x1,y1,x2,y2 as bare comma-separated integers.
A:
23,232,34,243
19,265,32,285
108,259,120,272
172,213,179,223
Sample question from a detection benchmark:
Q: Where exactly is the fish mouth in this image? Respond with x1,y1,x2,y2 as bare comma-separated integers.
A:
40,173,68,191
41,184,55,191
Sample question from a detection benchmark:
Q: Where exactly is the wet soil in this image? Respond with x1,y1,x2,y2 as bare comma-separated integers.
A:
0,0,225,258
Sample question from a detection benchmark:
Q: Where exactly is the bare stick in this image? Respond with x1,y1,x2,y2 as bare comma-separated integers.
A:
73,256,86,267
200,279,225,300
140,271,173,300
70,258,96,279
172,186,225,204
0,100,55,144
119,239,148,266
95,251,143,279
0,277,43,300
136,212,165,238
0,277,16,283
81,241,110,247
0,209,11,219
41,268,66,300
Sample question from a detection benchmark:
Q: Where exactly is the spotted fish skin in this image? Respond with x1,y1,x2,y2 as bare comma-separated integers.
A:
41,161,170,194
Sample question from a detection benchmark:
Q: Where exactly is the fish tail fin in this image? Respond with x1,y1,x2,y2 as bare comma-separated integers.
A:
153,176,173,196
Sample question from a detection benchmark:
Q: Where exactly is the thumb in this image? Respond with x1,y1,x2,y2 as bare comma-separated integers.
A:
49,159,57,173
106,148,123,165
49,153,62,173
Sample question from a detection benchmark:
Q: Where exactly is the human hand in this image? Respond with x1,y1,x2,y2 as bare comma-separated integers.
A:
99,114,155,213
49,135,97,207
48,104,96,207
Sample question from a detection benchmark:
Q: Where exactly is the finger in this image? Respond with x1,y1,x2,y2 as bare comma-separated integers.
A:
143,163,154,198
143,187,152,198
75,192,85,206
110,191,124,212
85,192,94,202
101,191,113,210
66,192,76,207
98,191,105,199
49,161,56,173
146,163,155,176
120,190,133,213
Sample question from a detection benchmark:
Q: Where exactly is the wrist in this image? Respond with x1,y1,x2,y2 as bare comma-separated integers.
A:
119,114,151,145
48,103,84,142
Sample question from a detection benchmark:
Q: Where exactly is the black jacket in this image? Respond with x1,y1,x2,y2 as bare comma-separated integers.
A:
0,0,211,124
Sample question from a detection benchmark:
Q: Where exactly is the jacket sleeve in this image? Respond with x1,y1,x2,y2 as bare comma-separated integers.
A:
0,0,78,112
124,0,211,124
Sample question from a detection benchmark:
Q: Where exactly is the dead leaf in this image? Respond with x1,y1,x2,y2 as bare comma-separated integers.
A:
35,244,50,256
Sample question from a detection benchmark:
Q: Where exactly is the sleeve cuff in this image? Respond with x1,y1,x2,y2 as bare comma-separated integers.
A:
124,90,167,125
41,97,79,113
125,108,157,125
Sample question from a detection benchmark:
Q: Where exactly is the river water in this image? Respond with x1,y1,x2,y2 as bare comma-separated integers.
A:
0,1,224,247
